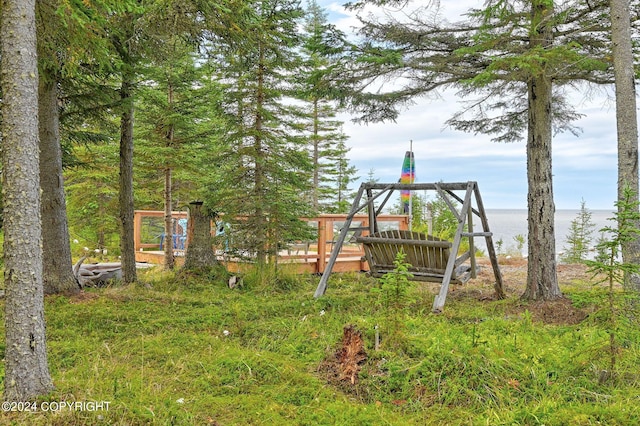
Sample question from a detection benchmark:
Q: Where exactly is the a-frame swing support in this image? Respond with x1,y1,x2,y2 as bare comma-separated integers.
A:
313,181,505,313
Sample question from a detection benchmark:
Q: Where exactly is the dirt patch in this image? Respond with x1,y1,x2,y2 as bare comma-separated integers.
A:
436,258,599,325
68,291,100,304
481,257,594,287
557,262,596,283
508,297,593,325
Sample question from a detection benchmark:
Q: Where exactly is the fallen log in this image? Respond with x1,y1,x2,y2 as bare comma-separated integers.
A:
72,256,123,287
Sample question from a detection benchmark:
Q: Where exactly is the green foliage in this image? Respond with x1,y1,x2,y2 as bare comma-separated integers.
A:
426,195,458,241
342,0,611,140
593,232,612,265
378,251,413,310
395,193,428,231
241,262,305,292
65,143,121,253
205,0,314,261
585,186,640,381
561,199,596,264
374,251,414,350
135,46,224,207
1,266,639,424
586,188,640,290
327,139,360,214
494,234,527,258
513,233,526,254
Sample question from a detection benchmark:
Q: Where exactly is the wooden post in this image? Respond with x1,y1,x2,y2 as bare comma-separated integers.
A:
467,201,477,279
317,217,327,273
432,182,473,313
473,184,505,299
366,187,377,234
133,211,142,252
314,185,365,297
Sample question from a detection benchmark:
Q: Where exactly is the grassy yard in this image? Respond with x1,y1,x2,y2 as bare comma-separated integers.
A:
1,262,639,425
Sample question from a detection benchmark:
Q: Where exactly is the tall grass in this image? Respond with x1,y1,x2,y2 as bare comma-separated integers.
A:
0,267,638,425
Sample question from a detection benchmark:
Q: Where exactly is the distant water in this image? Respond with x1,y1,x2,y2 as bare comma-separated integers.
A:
476,209,616,259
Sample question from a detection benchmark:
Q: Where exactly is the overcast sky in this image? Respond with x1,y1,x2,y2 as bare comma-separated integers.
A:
317,0,622,210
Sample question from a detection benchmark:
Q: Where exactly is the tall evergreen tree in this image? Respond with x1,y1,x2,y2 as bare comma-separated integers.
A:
1,0,54,400
209,0,313,262
65,141,121,253
134,0,230,270
110,9,139,284
300,0,357,212
324,138,359,213
137,51,223,268
338,0,611,300
60,51,127,254
136,1,205,270
521,0,560,300
60,0,237,267
36,0,94,294
38,75,80,294
36,0,139,291
609,0,640,290
58,51,123,251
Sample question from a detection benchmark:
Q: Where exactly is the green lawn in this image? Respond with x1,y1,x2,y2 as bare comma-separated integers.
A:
1,266,639,425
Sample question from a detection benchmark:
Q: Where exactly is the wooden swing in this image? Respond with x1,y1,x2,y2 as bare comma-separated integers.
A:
357,230,470,284
313,181,504,313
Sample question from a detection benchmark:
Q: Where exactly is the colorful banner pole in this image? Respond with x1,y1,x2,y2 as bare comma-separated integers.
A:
400,141,415,230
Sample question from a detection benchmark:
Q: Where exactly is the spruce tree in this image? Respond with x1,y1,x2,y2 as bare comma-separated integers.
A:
338,0,611,300
609,0,640,290
328,139,359,213
561,199,596,263
300,0,358,213
1,0,54,401
61,69,122,254
35,0,129,293
65,142,121,252
208,0,313,262
135,1,218,269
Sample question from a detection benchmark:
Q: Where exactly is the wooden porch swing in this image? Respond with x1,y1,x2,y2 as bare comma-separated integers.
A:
313,181,505,313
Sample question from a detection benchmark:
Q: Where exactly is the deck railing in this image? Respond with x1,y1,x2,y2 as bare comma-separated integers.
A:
133,210,409,274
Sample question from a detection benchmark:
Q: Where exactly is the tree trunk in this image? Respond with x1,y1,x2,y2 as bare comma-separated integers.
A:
38,75,80,294
610,0,640,291
163,83,175,270
119,73,137,284
523,0,561,301
98,197,107,249
1,0,54,400
253,45,268,263
312,97,320,210
164,166,175,270
183,201,218,271
98,228,105,250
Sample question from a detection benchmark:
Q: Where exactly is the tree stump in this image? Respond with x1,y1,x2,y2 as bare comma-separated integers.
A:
183,201,219,272
337,325,367,384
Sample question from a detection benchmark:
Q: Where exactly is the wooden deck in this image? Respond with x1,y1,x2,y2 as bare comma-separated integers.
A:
133,211,409,274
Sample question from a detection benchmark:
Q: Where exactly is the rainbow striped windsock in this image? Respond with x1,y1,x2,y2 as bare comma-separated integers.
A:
400,151,415,214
